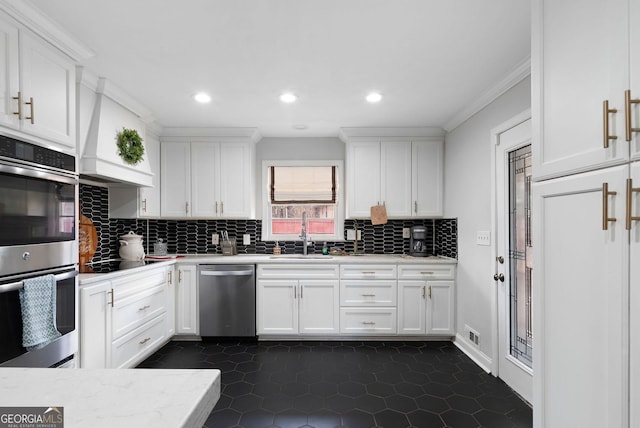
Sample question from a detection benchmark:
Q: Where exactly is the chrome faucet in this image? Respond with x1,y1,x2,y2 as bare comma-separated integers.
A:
300,211,311,255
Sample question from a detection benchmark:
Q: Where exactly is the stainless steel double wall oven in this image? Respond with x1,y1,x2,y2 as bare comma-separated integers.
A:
0,135,79,367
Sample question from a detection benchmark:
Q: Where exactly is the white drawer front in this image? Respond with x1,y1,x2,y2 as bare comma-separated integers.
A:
397,264,455,280
340,308,397,335
112,266,168,299
340,264,397,280
112,284,166,340
257,264,339,279
340,280,397,306
111,314,167,368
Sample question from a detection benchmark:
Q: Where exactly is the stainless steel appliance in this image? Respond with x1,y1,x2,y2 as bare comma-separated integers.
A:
410,225,429,257
198,265,256,338
0,135,79,367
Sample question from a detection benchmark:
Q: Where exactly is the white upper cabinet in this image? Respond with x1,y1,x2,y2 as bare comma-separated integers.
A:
346,139,443,218
631,0,640,160
160,142,191,217
532,0,630,179
0,12,75,150
161,140,254,218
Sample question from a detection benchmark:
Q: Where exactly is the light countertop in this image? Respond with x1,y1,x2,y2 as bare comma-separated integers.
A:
0,368,220,428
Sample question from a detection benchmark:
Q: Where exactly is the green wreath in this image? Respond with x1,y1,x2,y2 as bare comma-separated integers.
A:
116,128,144,165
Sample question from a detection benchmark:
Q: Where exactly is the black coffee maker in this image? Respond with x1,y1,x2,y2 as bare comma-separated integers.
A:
409,226,428,257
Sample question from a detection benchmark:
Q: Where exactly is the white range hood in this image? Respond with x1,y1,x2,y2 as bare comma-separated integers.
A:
80,76,154,186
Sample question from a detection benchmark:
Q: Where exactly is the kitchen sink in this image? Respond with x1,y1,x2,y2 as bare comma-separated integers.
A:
269,255,333,259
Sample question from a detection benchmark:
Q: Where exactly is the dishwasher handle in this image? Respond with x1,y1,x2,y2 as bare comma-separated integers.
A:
200,270,254,277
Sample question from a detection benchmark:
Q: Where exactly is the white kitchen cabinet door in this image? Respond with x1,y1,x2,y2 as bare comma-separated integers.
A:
413,140,444,217
0,16,19,129
381,142,412,217
161,142,191,217
257,279,298,335
191,142,221,217
19,30,75,149
166,267,176,337
79,280,112,368
219,142,253,218
397,281,426,335
175,265,197,335
346,142,381,218
298,280,340,335
425,281,454,335
532,0,629,180
630,0,640,161
630,161,640,428
533,165,627,428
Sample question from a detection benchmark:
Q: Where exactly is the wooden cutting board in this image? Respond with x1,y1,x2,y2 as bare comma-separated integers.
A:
370,204,388,225
79,212,98,265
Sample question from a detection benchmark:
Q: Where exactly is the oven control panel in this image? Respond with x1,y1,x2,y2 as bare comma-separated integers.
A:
0,135,75,172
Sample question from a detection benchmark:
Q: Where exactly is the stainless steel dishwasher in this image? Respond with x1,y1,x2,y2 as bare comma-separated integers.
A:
198,264,256,338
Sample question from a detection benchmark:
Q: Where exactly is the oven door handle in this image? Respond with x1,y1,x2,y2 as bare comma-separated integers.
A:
0,270,78,294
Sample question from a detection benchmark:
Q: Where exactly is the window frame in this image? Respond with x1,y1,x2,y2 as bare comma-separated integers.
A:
261,160,344,242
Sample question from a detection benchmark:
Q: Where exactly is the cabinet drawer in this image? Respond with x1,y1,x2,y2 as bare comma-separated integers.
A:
112,266,168,299
340,280,397,306
257,264,339,279
340,308,397,335
340,264,397,280
111,314,167,368
398,264,455,280
112,284,166,340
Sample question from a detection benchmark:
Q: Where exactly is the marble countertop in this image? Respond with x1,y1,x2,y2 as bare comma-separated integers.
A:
79,254,456,284
0,368,220,427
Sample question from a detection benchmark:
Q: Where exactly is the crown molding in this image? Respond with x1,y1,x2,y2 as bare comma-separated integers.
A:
0,0,94,61
443,56,531,132
338,127,445,143
161,127,262,144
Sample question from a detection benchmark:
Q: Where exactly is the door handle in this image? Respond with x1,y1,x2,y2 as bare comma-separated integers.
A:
493,273,505,282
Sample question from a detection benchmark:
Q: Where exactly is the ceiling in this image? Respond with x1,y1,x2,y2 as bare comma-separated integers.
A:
28,0,531,137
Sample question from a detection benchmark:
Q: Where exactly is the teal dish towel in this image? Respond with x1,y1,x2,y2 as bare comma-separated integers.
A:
19,274,61,351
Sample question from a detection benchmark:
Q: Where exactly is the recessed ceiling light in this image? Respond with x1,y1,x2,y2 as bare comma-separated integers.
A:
366,92,383,103
280,93,297,103
194,92,211,103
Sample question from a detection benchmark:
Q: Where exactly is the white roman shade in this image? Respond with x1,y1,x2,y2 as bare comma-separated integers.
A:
270,166,336,204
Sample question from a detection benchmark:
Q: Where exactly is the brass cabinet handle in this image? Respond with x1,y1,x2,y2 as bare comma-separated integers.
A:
185,202,189,215
361,293,376,297
602,183,618,230
108,289,114,307
420,271,434,275
25,97,34,124
220,201,224,215
361,321,376,325
178,270,183,283
422,286,426,299
141,198,147,213
215,201,219,214
414,201,418,214
627,178,640,230
139,337,151,345
293,285,297,299
625,89,640,141
12,92,22,118
300,285,303,299
603,100,618,148
137,305,151,311
362,271,376,275
168,270,172,284
429,285,432,299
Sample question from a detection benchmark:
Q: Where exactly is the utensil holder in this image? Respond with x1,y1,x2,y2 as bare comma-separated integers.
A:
221,239,237,256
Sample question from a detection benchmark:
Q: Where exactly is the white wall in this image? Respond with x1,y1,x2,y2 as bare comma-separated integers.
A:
255,137,345,216
444,76,531,365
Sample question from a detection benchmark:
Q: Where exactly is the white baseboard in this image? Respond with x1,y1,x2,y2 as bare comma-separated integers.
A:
454,333,493,374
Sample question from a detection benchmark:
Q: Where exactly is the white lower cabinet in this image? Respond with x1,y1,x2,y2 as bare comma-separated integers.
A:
257,264,340,336
339,264,398,335
175,264,198,335
79,265,173,368
398,265,455,336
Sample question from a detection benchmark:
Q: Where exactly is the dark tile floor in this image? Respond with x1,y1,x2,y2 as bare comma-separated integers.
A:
138,340,532,428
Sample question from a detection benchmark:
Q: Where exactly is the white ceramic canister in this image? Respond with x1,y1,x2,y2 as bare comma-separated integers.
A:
119,231,145,260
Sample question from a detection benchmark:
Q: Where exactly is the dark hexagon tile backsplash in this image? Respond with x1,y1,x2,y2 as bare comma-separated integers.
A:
80,183,457,261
